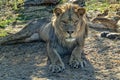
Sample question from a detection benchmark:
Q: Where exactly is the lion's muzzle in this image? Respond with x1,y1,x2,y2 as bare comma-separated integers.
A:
65,29,76,42
65,37,76,42
66,30,74,35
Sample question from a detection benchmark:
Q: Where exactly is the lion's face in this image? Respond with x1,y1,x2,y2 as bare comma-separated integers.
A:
52,3,86,43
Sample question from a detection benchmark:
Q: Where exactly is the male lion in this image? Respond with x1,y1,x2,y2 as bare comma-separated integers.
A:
44,3,88,72
0,3,88,73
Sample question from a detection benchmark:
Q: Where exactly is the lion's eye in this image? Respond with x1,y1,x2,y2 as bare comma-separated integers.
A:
74,20,78,25
61,21,67,24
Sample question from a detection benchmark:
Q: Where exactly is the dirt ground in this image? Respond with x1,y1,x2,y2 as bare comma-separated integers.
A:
0,5,120,80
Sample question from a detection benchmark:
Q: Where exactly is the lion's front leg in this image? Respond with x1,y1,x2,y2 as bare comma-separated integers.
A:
69,46,86,68
47,42,65,73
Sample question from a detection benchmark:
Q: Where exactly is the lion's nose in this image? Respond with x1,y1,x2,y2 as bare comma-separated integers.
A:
67,31,74,34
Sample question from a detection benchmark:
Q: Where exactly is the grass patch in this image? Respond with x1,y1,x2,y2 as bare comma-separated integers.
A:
0,0,24,28
0,30,8,37
60,0,67,3
0,18,16,28
86,1,109,11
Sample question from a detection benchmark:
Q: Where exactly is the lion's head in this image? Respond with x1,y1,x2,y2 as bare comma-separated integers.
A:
52,3,87,45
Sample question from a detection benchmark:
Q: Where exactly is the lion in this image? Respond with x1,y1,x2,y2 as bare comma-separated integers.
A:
45,3,88,73
0,3,88,73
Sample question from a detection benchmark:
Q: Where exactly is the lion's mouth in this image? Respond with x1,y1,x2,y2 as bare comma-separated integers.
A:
65,37,76,42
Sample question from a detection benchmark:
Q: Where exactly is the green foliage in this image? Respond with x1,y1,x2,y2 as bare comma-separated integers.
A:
60,0,68,3
86,1,109,11
0,18,16,28
0,0,24,28
0,30,8,37
13,0,18,10
0,0,24,10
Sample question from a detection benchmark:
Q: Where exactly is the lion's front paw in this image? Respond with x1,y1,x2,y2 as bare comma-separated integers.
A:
49,64,65,73
69,59,86,68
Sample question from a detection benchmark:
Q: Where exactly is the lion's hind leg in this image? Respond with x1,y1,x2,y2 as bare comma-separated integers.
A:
24,33,40,42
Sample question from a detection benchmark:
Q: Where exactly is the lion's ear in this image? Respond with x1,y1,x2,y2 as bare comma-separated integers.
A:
54,7,62,16
77,8,86,16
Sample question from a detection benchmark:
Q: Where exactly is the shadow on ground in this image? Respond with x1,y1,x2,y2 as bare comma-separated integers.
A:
0,41,96,80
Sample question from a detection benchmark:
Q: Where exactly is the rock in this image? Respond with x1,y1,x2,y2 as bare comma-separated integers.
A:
100,31,109,37
100,31,120,40
106,33,120,40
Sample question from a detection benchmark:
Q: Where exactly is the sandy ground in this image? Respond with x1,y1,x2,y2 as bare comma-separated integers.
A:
0,5,120,80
